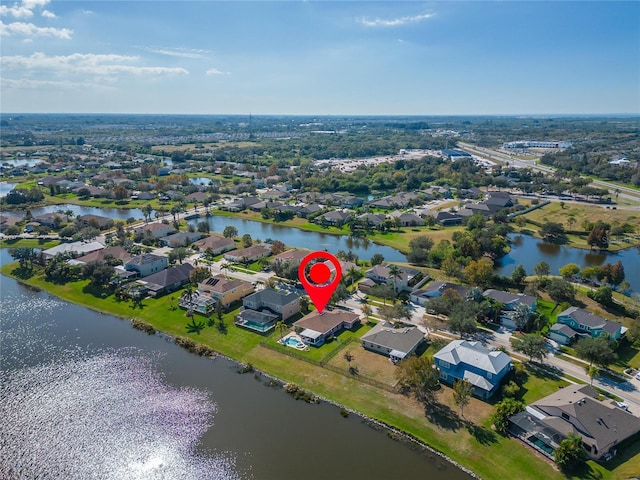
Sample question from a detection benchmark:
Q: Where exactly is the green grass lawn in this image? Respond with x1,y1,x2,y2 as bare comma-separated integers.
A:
0,238,60,250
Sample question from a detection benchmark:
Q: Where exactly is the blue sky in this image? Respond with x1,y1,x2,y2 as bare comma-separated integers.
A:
1,1,639,115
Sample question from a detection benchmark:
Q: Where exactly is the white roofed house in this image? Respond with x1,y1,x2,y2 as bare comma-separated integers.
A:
42,241,105,262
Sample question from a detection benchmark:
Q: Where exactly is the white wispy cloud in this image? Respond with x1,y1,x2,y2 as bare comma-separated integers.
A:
22,0,50,9
1,52,189,77
357,12,435,28
141,46,211,59
206,68,230,76
0,20,72,38
41,9,56,18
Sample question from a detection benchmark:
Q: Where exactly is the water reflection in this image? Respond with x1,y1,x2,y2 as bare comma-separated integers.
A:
498,234,640,291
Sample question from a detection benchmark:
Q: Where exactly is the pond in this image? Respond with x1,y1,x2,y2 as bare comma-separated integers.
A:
497,234,640,292
0,182,18,198
191,216,406,262
1,158,46,167
190,177,218,186
25,204,145,222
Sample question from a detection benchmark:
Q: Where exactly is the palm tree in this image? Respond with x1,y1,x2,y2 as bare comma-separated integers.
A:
64,209,74,223
388,264,402,294
142,203,153,224
587,365,599,386
361,304,372,322
347,266,359,286
275,320,287,340
180,284,199,317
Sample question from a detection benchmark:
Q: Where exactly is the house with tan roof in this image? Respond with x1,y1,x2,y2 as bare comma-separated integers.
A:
293,310,360,347
198,274,255,308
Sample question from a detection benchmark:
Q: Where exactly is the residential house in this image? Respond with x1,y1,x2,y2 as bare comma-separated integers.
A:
410,282,468,306
33,212,65,228
0,215,20,233
318,210,351,226
138,263,194,296
193,235,236,256
235,288,300,333
185,192,209,203
508,385,640,461
433,340,512,399
418,209,463,226
198,274,255,308
223,196,261,212
125,253,168,278
159,231,203,247
134,222,174,239
249,200,283,212
554,306,624,342
365,264,416,292
261,189,289,201
389,211,425,227
483,289,537,311
42,241,105,262
72,246,131,265
77,214,113,230
360,321,425,363
293,310,361,347
272,249,309,268
224,244,272,264
357,213,387,229
296,204,323,218
548,323,580,345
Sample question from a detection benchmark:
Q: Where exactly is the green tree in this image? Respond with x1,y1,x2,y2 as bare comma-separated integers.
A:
589,285,613,306
464,257,494,288
241,233,253,248
142,203,153,223
534,261,550,280
453,379,474,418
554,433,586,471
395,356,440,404
559,263,580,280
511,264,527,284
587,365,599,386
574,336,617,368
513,334,547,362
223,225,238,238
180,284,199,317
546,278,575,307
370,253,385,266
9,247,36,269
197,221,209,233
539,222,566,243
491,397,524,434
190,266,211,285
388,264,402,293
448,304,478,338
275,320,287,340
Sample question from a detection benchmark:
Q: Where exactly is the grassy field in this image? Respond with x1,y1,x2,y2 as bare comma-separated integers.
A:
0,238,60,249
2,261,639,479
519,201,640,251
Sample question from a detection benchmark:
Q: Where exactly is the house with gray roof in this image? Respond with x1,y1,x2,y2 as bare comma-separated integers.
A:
361,321,425,363
410,281,468,306
434,340,512,399
42,241,105,262
125,253,168,277
556,306,624,341
483,289,537,310
137,263,193,297
236,288,300,333
193,235,236,255
509,384,640,461
160,231,204,247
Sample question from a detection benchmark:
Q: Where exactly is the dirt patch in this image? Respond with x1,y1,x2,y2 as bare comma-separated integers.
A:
327,343,399,387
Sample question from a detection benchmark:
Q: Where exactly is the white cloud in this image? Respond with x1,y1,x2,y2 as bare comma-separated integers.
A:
0,4,34,18
0,20,72,39
1,52,189,77
22,0,50,9
206,68,230,76
41,9,56,18
358,12,435,27
142,46,211,59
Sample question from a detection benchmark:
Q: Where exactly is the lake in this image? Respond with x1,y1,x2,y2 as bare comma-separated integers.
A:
0,249,471,480
497,234,640,292
191,215,406,262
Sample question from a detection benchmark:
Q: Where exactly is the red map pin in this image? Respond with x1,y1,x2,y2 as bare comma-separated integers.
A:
298,251,342,314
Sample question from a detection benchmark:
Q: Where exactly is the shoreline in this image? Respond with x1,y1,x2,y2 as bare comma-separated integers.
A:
3,267,478,478
0,263,565,480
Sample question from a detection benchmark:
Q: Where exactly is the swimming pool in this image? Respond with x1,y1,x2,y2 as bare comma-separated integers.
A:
284,337,305,348
527,435,554,455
